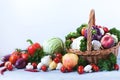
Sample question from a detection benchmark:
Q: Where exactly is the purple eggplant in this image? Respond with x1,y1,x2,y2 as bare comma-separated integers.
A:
1,54,11,62
84,26,102,40
15,58,27,69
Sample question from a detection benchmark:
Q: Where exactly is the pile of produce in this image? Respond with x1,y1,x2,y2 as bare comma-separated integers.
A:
65,24,120,51
0,24,120,75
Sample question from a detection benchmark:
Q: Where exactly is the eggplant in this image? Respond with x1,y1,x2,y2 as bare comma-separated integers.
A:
15,58,27,69
1,54,11,62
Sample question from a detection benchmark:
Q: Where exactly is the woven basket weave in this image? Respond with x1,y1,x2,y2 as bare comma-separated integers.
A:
67,9,120,64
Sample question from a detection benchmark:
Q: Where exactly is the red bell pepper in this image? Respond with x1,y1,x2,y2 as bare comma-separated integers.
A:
27,39,41,56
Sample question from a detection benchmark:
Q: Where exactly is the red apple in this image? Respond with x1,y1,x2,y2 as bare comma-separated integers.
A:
101,34,114,48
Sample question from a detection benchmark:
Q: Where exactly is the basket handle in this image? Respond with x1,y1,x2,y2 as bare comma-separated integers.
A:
87,9,95,52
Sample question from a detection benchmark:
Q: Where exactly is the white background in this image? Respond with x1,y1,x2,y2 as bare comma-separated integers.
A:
0,0,120,56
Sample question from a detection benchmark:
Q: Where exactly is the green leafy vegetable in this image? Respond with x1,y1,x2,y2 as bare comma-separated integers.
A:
65,39,72,49
80,38,87,52
97,53,117,71
28,49,44,63
43,37,64,54
78,56,88,67
65,32,80,40
109,28,120,41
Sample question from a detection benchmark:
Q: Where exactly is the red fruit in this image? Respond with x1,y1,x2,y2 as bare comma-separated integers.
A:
77,66,84,74
7,64,13,71
67,67,73,72
41,65,47,72
54,57,60,63
103,27,109,33
21,53,29,60
60,66,67,73
56,53,62,59
32,62,37,69
114,64,119,70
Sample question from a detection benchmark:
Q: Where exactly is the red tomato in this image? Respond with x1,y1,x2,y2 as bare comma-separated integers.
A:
21,53,29,60
7,64,13,71
9,51,21,65
67,67,73,72
56,53,62,59
32,62,37,69
41,65,47,72
103,27,109,33
60,66,66,73
77,66,84,74
93,66,99,72
81,27,86,36
54,57,60,63
114,64,119,70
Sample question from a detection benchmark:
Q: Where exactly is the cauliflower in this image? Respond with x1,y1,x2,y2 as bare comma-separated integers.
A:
41,55,52,66
92,40,101,50
71,36,84,49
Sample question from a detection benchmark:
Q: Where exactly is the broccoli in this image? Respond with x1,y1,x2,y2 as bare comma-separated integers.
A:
65,39,72,49
65,32,80,40
80,38,87,52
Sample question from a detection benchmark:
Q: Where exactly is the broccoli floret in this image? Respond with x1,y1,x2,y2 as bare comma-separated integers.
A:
80,38,87,52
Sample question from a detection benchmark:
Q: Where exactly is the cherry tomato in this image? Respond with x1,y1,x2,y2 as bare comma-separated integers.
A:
41,65,47,72
67,67,73,72
7,64,13,71
77,66,84,74
54,57,60,63
114,64,119,70
81,27,86,36
21,53,29,60
56,53,62,59
32,62,37,69
27,40,41,56
60,66,67,73
103,27,109,33
93,66,99,72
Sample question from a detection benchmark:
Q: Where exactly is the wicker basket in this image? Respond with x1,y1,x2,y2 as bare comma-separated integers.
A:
67,9,120,64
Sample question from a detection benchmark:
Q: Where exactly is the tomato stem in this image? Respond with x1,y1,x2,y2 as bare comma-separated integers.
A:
27,39,33,45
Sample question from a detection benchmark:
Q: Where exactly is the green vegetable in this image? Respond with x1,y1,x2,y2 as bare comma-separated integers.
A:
76,24,88,35
80,38,87,52
97,53,117,71
43,37,64,54
28,49,44,63
65,32,80,40
65,39,72,49
78,56,88,67
109,28,120,41
108,53,116,65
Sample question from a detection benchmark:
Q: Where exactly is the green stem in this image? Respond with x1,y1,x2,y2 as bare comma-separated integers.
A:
27,39,33,45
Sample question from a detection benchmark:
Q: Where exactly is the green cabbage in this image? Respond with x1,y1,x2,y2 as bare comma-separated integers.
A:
43,37,64,54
